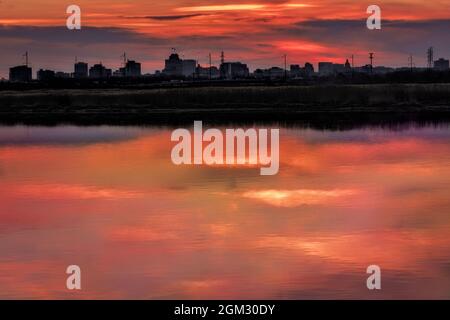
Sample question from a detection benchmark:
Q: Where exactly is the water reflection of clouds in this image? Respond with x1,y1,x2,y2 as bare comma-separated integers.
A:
1,124,450,299
0,125,150,146
287,124,450,144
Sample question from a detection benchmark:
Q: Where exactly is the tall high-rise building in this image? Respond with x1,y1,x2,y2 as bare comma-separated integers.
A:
125,60,141,77
74,62,88,78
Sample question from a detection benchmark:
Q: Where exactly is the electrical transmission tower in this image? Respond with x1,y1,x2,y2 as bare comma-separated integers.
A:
427,47,434,69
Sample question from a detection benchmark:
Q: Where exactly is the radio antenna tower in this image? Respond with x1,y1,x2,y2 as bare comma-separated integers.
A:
23,51,29,67
408,54,414,72
369,52,374,73
221,51,225,65
427,47,434,69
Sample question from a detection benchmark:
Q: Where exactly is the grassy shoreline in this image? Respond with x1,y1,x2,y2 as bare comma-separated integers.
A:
1,83,450,126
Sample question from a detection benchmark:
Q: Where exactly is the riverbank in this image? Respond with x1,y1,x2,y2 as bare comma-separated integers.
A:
1,83,450,127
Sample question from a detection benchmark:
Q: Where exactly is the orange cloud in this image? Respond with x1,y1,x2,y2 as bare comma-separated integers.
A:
177,4,267,12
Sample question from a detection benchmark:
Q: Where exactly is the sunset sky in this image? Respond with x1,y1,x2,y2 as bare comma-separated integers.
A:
0,0,449,78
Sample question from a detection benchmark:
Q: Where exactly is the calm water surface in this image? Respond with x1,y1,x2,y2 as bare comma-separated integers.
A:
0,123,450,299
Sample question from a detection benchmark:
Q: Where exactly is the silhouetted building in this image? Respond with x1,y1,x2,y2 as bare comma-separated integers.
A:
113,68,125,77
55,72,71,78
220,62,249,79
374,66,394,74
253,69,265,79
345,59,351,70
125,60,141,77
290,65,302,77
113,60,141,78
319,61,346,76
318,62,333,76
182,60,196,77
163,53,183,76
289,63,314,78
37,69,55,81
9,65,32,82
332,64,345,74
74,62,88,78
162,53,196,77
89,63,112,78
434,58,449,71
264,67,285,79
304,62,314,76
356,64,373,74
196,65,220,79
355,65,394,74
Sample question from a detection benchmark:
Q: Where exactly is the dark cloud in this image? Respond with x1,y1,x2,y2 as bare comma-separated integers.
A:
287,19,450,51
0,126,148,146
260,19,450,64
0,26,169,77
122,14,207,21
0,25,163,45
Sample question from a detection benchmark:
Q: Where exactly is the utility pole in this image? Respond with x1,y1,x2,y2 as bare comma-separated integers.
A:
351,54,355,79
209,53,212,81
408,54,414,72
